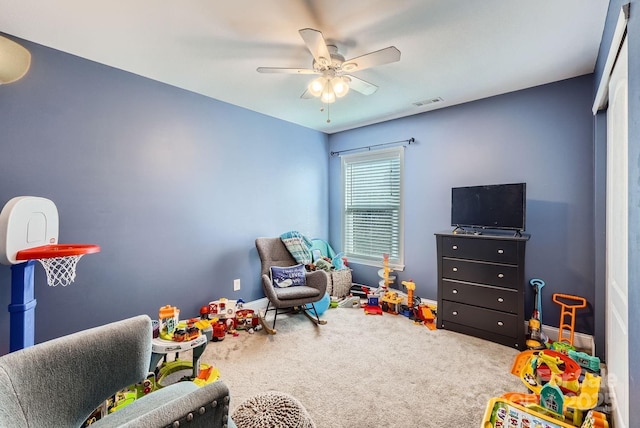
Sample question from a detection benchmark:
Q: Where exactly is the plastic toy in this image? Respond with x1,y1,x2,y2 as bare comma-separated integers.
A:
482,397,609,428
414,304,437,330
527,278,546,349
552,341,576,355
0,196,101,352
157,359,219,387
212,322,226,341
337,295,361,308
305,292,331,317
83,372,160,425
207,298,238,320
363,295,382,315
506,349,604,426
158,305,180,340
236,308,260,330
401,280,416,308
553,293,587,347
377,253,395,291
380,290,403,314
568,350,601,374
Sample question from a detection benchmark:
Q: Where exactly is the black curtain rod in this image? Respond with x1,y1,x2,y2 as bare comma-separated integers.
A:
330,137,415,157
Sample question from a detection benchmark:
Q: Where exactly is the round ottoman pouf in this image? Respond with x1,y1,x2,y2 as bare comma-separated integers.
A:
232,391,316,428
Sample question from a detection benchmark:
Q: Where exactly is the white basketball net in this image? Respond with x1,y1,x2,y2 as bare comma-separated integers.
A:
37,255,83,287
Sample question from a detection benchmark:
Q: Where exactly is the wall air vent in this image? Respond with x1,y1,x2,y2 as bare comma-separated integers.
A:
413,97,443,107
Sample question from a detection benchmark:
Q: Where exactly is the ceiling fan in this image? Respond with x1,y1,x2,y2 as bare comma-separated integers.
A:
0,36,31,85
257,28,400,104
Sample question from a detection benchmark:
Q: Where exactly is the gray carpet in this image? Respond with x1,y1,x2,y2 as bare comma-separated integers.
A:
199,306,524,427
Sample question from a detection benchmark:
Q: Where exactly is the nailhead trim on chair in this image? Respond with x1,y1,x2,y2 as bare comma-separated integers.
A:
165,395,230,427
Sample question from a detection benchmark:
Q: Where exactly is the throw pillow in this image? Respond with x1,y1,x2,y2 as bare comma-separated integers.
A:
270,264,306,288
280,231,313,265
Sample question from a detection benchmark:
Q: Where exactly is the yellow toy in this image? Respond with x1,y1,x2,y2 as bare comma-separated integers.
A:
377,253,395,291
482,397,609,428
381,290,403,314
158,305,180,340
401,280,415,308
506,349,604,426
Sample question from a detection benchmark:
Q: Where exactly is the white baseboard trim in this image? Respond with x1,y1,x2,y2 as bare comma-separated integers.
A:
243,297,269,311
246,296,594,353
523,321,595,355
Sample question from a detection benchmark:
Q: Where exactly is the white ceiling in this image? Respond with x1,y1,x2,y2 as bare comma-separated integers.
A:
1,0,609,134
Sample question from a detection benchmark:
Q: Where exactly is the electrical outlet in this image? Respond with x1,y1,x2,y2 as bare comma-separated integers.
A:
233,279,241,291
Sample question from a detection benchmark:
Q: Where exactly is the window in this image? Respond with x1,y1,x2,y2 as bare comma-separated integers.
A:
342,147,404,269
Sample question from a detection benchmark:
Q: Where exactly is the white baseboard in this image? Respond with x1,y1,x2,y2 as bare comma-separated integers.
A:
524,321,594,355
246,296,594,353
243,297,269,311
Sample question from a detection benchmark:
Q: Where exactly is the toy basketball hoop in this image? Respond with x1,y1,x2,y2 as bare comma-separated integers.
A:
0,196,101,351
16,244,101,286
0,196,101,286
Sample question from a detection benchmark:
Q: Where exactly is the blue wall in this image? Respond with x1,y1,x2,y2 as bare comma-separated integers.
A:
328,75,596,337
594,0,640,422
0,38,329,355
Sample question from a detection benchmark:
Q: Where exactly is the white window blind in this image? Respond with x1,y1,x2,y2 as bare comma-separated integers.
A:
342,147,404,267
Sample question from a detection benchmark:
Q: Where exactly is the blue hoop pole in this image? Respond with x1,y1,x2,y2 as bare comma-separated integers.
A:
8,260,37,352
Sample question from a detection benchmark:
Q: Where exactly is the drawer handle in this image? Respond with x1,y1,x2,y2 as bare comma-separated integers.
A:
452,311,458,316
452,267,458,272
497,321,504,326
497,249,504,254
497,273,504,278
452,289,458,294
452,245,458,250
497,297,504,303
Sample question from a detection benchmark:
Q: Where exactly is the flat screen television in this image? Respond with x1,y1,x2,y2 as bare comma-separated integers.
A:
451,183,526,232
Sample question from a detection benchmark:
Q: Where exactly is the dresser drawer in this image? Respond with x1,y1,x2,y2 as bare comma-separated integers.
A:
441,300,518,337
441,236,518,264
441,258,518,288
441,279,518,313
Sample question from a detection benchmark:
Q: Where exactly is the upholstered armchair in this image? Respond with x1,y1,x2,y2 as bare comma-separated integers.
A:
0,315,234,428
255,237,328,333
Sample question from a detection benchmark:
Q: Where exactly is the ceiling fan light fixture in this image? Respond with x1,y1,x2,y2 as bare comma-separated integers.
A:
331,76,349,98
308,77,326,97
321,85,336,104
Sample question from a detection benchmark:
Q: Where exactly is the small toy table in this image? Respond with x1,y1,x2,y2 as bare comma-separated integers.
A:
149,334,208,379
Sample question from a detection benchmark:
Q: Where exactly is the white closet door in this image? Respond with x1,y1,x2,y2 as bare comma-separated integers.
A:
606,36,629,428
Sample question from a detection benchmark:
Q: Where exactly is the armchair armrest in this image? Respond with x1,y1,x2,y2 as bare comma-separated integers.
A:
305,270,328,295
91,381,231,428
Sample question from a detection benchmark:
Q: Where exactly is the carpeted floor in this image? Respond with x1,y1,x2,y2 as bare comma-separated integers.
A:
198,306,524,427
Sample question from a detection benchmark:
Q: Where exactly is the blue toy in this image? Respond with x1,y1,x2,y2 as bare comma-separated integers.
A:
306,292,331,317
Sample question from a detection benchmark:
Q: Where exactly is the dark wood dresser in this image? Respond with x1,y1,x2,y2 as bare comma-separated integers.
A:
435,231,529,349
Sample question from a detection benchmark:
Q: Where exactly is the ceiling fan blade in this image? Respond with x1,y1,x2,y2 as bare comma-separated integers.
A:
298,28,332,68
300,89,314,99
0,36,31,84
342,46,401,72
345,75,378,95
257,67,318,74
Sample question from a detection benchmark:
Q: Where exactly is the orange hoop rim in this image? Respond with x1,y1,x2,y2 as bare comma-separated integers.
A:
16,244,101,260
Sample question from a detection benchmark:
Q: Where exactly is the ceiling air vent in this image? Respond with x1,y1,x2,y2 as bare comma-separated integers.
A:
413,97,443,107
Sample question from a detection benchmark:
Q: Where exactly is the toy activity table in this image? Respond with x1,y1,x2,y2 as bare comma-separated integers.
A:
149,334,208,379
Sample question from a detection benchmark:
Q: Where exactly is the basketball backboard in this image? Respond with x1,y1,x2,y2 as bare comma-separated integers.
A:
0,196,59,265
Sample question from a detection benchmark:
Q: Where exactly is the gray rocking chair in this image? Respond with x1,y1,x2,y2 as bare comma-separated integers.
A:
255,237,328,333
